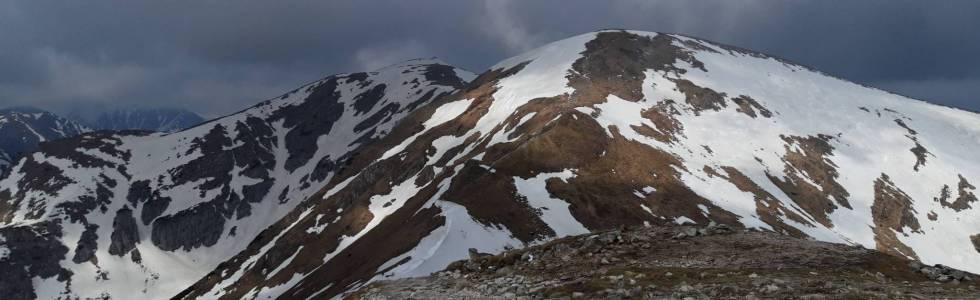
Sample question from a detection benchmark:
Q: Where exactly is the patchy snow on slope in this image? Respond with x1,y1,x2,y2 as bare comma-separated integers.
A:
513,169,590,238
0,60,474,300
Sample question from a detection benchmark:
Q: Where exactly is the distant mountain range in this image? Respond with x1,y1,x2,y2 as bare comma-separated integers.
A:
0,107,89,177
0,107,204,177
82,108,205,133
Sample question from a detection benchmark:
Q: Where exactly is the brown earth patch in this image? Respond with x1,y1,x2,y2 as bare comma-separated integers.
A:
567,31,706,105
731,95,772,118
935,175,978,212
442,161,554,242
278,180,446,300
767,134,851,227
910,143,929,171
894,119,931,171
634,100,684,144
702,166,809,237
951,175,977,211
871,174,921,260
674,79,727,114
538,119,742,230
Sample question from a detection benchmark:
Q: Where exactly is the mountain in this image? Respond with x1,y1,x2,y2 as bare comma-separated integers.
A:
0,59,474,300
0,107,89,177
86,108,206,133
172,30,980,299
2,30,979,300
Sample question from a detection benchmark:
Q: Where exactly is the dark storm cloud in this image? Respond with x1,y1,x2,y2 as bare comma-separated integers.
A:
0,0,977,118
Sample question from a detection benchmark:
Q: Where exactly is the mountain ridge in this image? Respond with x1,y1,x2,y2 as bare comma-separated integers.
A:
82,108,206,133
0,59,473,299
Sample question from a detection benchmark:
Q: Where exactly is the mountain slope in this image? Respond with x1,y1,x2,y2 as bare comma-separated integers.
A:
0,107,89,177
87,108,206,133
0,59,473,300
177,30,980,299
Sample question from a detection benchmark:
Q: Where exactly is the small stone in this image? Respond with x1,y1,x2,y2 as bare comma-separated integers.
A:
665,272,673,277
951,270,967,280
749,273,759,278
761,284,779,293
908,261,924,271
683,227,698,237
571,292,585,298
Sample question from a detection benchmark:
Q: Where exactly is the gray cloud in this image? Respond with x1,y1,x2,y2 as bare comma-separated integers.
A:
0,0,977,118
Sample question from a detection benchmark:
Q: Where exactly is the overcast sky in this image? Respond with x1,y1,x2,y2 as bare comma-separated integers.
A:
0,1,977,118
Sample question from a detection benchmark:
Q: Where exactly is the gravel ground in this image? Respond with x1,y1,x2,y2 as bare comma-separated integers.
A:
352,224,980,299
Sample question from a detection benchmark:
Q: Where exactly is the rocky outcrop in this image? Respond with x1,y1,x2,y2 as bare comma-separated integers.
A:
908,261,977,283
871,174,921,259
972,234,980,254
72,224,99,264
151,203,224,251
108,206,139,256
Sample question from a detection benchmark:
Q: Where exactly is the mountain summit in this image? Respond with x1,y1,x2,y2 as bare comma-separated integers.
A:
1,30,978,299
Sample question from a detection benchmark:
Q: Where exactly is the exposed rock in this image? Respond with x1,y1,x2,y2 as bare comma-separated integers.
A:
871,174,921,259
72,224,99,264
972,234,980,254
0,222,72,300
151,203,224,251
108,206,139,256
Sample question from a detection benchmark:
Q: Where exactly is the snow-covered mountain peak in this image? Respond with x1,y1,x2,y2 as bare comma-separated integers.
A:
174,30,979,300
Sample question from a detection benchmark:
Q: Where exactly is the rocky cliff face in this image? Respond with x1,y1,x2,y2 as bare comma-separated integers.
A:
0,60,473,299
173,30,980,299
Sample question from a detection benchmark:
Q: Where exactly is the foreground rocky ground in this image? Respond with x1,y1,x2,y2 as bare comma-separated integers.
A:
352,224,979,299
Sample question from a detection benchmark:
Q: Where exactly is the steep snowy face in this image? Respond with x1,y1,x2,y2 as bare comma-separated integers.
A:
178,30,980,300
0,60,474,300
87,108,206,133
0,107,89,177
